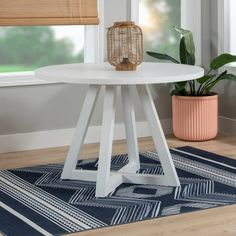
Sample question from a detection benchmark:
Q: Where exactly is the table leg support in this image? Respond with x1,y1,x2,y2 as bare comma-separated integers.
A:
61,83,180,198
61,85,100,180
121,85,140,172
96,85,122,197
136,85,180,187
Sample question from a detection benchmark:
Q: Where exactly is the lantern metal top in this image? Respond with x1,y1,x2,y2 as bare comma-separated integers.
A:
113,21,135,27
107,21,143,71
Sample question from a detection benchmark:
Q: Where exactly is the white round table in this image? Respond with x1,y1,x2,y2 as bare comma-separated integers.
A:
36,62,204,198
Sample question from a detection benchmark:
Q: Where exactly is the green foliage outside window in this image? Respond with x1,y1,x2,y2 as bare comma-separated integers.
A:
0,27,83,73
140,0,181,62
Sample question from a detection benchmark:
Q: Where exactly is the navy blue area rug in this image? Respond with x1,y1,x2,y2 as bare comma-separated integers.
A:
1,146,236,236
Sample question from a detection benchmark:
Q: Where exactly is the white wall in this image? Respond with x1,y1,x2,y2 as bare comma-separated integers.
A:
210,0,236,120
0,0,172,138
1,0,234,152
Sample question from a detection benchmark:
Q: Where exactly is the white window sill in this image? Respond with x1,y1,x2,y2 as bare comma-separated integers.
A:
0,71,61,87
227,64,236,75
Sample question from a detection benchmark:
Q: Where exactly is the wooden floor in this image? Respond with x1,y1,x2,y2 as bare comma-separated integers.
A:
0,135,236,236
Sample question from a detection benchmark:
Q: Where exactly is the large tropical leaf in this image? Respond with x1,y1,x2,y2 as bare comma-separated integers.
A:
175,81,188,89
210,53,236,70
179,37,195,65
205,73,236,92
171,88,188,96
196,75,213,84
146,51,180,64
174,26,195,55
171,81,188,96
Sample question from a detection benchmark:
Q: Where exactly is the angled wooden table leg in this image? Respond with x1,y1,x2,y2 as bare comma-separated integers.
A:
96,86,122,197
136,85,180,187
61,85,100,180
120,85,140,173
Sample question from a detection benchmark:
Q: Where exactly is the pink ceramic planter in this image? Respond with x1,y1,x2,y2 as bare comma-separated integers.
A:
172,94,218,141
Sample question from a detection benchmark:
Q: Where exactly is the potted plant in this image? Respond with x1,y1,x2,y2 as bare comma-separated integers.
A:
147,27,236,141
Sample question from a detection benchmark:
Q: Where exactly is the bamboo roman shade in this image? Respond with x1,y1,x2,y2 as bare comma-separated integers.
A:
0,0,99,26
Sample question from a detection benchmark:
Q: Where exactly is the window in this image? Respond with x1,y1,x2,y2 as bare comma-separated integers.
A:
229,0,236,55
132,0,201,65
0,0,104,86
139,0,181,62
229,0,236,70
0,26,84,73
218,0,236,71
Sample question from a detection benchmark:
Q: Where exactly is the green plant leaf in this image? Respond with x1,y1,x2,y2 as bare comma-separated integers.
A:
174,26,195,55
179,37,187,64
196,75,213,84
146,51,180,64
205,73,236,92
210,53,236,70
175,81,188,89
179,37,195,65
199,71,226,94
171,88,188,96
171,81,188,96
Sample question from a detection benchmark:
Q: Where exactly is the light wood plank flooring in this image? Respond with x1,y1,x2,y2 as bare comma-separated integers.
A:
0,135,235,236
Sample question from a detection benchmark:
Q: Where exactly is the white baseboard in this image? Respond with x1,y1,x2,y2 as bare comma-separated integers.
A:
219,116,236,135
0,119,172,153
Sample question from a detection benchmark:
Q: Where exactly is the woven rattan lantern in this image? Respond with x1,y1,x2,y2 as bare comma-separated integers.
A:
107,21,143,71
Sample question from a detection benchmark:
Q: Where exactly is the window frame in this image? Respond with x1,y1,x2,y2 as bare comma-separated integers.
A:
218,0,236,74
218,0,230,55
131,0,202,66
0,0,105,87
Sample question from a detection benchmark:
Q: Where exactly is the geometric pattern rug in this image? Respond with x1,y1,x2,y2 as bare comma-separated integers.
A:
0,146,236,236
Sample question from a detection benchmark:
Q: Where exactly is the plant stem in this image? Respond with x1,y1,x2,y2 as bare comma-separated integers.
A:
193,80,196,95
197,84,203,95
197,69,214,95
200,77,215,94
188,80,193,95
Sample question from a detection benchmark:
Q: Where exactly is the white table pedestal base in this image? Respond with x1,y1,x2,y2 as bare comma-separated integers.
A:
61,84,180,198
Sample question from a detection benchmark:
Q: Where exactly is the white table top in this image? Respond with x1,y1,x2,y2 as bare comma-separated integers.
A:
35,62,204,85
